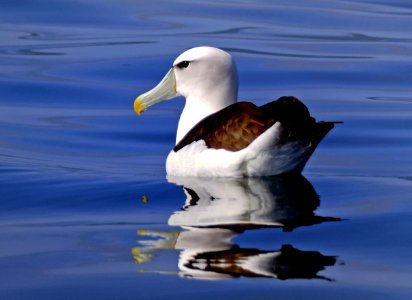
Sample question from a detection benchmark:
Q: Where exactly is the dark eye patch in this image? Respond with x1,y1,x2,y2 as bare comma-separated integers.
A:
176,60,190,69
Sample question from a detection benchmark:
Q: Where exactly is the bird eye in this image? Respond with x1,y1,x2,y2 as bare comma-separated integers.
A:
176,60,190,69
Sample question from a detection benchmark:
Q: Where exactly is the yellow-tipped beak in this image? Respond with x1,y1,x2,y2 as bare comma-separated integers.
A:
133,68,177,116
134,97,145,116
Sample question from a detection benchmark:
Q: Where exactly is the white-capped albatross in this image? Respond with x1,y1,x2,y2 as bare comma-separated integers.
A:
134,46,335,177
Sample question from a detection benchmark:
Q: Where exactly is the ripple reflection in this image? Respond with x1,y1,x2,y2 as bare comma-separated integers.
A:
133,175,340,280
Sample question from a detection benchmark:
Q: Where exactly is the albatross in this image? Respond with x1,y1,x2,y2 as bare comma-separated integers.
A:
134,46,335,177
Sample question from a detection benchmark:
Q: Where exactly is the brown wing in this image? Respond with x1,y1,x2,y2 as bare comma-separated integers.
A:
174,96,335,152
260,96,335,145
174,102,275,152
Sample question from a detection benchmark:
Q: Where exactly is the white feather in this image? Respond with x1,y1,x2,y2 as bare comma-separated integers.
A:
166,122,311,177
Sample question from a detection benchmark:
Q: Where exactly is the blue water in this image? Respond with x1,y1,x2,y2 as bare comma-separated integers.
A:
1,1,412,299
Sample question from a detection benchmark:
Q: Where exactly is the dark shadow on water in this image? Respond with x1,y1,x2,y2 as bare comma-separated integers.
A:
133,175,340,280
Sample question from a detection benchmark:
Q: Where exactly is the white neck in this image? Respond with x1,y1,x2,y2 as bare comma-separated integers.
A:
176,95,236,144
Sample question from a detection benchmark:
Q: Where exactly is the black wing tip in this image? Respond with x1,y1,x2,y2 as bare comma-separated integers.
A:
173,143,184,152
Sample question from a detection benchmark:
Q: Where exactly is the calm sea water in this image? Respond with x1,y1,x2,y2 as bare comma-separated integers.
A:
1,1,412,299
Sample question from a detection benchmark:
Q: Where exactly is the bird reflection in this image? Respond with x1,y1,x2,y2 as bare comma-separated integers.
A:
133,175,340,280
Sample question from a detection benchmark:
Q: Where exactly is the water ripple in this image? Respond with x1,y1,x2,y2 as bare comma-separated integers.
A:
224,47,373,59
0,40,154,56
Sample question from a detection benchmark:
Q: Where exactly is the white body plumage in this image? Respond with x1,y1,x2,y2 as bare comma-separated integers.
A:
166,122,310,177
